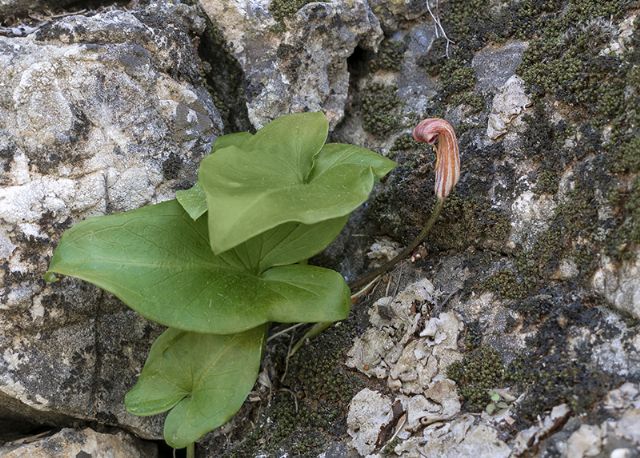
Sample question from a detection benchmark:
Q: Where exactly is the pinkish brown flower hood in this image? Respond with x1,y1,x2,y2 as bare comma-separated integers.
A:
412,118,460,201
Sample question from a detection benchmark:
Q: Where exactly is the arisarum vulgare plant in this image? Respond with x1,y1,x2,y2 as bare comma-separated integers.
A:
45,112,395,453
45,112,460,454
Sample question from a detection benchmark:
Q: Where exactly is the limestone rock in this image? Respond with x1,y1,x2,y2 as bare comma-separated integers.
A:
0,1,222,438
0,427,157,457
472,41,528,94
509,190,557,251
198,0,382,129
347,388,394,456
391,415,510,458
486,75,531,140
592,252,640,319
346,279,441,380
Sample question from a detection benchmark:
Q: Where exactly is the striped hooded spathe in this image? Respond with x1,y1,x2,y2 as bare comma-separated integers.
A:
412,118,460,201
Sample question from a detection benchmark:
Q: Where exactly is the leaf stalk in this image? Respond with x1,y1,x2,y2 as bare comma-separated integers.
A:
349,199,444,290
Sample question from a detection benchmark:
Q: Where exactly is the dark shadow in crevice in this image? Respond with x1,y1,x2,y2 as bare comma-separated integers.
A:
346,44,370,82
197,11,253,134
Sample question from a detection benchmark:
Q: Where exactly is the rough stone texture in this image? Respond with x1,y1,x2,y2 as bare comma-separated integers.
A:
472,41,528,93
0,1,221,439
203,1,639,456
593,251,640,319
534,383,640,457
198,0,382,129
486,75,532,140
0,427,157,457
2,0,639,456
346,388,394,456
0,0,77,18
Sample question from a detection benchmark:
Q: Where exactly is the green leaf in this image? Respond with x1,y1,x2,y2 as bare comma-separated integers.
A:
176,132,254,220
46,200,350,334
213,131,253,151
125,326,266,448
225,215,348,272
199,113,395,253
175,182,207,220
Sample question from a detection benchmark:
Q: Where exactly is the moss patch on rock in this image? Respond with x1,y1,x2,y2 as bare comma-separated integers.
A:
218,318,366,457
361,83,402,136
370,39,407,73
447,346,506,411
269,0,314,23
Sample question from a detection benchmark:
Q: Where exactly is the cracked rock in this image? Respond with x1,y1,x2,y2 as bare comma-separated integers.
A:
198,0,382,129
347,388,394,456
391,415,510,458
0,427,157,457
0,1,222,439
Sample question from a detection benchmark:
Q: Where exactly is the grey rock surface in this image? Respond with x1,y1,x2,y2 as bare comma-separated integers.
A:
0,0,77,18
0,1,221,439
202,2,639,456
1,0,638,456
472,41,528,94
0,427,157,457
198,0,382,129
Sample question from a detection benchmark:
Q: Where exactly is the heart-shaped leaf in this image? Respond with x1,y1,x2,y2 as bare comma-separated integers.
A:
176,132,254,220
46,200,350,334
125,325,266,448
199,113,395,253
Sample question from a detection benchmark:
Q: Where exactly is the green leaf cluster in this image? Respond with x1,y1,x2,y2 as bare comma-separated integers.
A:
46,112,395,448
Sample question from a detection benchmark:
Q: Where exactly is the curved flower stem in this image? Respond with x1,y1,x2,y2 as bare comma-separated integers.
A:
349,199,444,291
186,443,195,458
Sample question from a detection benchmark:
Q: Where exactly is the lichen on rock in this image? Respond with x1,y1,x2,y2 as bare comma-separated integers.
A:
0,0,222,439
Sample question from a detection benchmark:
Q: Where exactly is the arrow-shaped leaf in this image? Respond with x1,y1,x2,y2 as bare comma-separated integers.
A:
176,132,254,220
46,200,350,334
199,113,395,253
125,326,266,448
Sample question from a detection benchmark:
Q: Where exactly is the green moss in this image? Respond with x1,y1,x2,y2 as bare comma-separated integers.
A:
441,59,476,95
451,92,484,113
431,56,482,112
269,0,313,23
481,271,529,300
427,195,512,252
370,39,407,73
222,319,365,457
390,134,419,152
610,137,640,175
447,346,506,411
441,0,492,44
534,169,560,195
416,37,448,76
362,83,402,136
518,1,632,127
